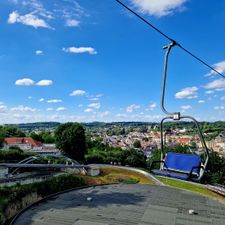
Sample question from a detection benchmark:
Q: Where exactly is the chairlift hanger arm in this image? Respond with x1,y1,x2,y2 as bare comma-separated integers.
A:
161,42,179,117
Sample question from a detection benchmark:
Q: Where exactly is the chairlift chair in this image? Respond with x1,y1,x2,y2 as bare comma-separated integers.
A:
150,42,209,182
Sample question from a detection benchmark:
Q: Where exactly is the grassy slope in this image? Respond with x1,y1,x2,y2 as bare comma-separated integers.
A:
156,176,225,203
78,167,156,186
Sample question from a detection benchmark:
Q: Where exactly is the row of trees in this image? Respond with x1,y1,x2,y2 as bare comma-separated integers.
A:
0,126,25,147
29,131,55,144
1,122,224,185
54,123,146,167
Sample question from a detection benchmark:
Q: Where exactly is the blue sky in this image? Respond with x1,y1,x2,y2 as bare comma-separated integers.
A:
0,0,225,123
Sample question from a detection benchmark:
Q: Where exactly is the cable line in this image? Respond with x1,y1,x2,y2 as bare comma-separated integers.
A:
115,0,225,79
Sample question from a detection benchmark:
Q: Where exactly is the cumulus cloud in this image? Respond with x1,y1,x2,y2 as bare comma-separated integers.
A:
0,105,8,113
149,102,157,110
98,111,111,118
126,104,140,113
84,108,93,113
205,61,225,77
205,90,214,95
47,99,62,103
204,79,225,90
56,107,66,111
11,105,36,112
36,80,53,86
15,78,35,86
181,105,192,110
46,107,67,112
89,97,99,101
198,100,205,104
8,11,52,29
15,78,53,86
214,105,225,110
116,113,127,118
39,98,45,102
47,108,54,111
35,50,43,55
65,19,80,27
131,0,187,17
88,103,101,109
63,47,97,55
70,90,86,96
175,86,198,99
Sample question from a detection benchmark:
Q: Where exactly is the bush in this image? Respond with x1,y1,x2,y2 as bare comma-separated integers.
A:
0,149,34,162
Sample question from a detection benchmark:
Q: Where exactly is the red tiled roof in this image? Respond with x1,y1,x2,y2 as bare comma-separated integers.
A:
4,137,42,147
177,137,191,144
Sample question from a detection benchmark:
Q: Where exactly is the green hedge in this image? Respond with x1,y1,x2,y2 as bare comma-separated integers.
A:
0,149,34,162
0,174,85,225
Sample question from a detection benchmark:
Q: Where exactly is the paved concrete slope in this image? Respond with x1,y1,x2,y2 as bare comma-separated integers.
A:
13,184,225,225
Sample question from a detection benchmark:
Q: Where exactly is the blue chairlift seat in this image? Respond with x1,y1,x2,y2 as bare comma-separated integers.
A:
151,152,202,180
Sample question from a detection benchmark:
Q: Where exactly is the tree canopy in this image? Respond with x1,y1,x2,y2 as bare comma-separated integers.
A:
55,122,86,161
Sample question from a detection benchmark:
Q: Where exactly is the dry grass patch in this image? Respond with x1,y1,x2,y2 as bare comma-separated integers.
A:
78,167,156,186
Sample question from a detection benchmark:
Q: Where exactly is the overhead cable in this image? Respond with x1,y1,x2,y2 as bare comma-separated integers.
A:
115,0,225,79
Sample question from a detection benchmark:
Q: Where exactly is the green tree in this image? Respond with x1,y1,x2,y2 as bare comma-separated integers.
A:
133,140,141,148
41,132,55,143
203,151,225,184
0,126,26,147
55,123,86,161
29,132,43,142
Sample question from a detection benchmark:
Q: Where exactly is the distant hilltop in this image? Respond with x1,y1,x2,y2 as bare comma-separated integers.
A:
3,121,225,132
4,122,61,131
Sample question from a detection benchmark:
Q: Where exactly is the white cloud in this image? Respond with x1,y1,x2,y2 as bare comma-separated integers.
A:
63,47,97,55
28,96,32,99
70,90,86,96
89,97,99,101
205,90,214,95
36,80,53,86
46,107,67,112
0,105,8,113
204,79,225,90
88,103,101,109
56,107,66,111
84,108,93,113
205,61,225,77
181,105,192,110
39,98,45,102
198,100,205,104
8,11,52,29
221,96,225,100
126,104,140,113
35,50,43,55
9,0,54,19
131,0,187,17
98,111,111,118
78,104,83,108
175,86,198,99
47,108,54,111
11,105,36,112
15,78,52,86
215,88,225,92
47,99,62,103
116,113,127,118
214,105,225,110
96,94,103,98
15,78,35,86
149,102,157,110
65,19,80,27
